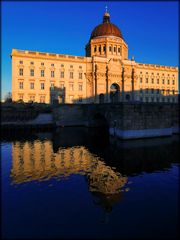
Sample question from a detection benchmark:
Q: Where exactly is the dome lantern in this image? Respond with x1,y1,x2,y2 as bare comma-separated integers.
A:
90,11,123,40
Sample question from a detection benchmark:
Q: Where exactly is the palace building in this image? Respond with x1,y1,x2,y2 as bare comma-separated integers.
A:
11,10,179,104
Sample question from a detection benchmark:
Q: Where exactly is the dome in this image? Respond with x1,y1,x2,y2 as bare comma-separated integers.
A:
90,12,123,40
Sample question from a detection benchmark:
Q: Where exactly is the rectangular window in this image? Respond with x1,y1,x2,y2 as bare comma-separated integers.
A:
114,47,116,52
30,69,34,76
19,94,23,100
41,70,44,77
79,66,82,69
69,84,74,91
30,62,34,65
61,64,64,67
167,89,170,95
70,72,73,79
40,83,45,90
151,78,154,84
79,84,83,91
70,65,73,68
172,90,175,95
167,79,170,84
172,80,175,85
146,78,148,83
109,46,112,52
30,82,34,89
51,64,54,66
151,89,154,94
103,46,106,52
51,71,54,78
60,84,64,89
69,95,74,102
162,79,164,84
40,95,45,103
19,68,23,76
78,96,82,102
41,62,44,66
99,46,101,52
19,82,23,89
60,71,64,78
79,72,83,79
50,83,54,89
29,95,35,102
118,48,120,53
19,61,23,64
94,46,96,52
140,77,143,83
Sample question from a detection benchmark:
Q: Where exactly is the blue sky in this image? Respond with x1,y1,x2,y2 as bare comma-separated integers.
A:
1,1,179,99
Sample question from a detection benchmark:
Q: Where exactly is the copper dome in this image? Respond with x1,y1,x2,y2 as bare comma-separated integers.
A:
90,12,123,40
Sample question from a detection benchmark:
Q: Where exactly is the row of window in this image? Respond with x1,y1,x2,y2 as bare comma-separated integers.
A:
19,61,83,69
19,68,83,79
139,97,176,103
94,45,121,54
18,95,83,103
19,82,83,91
140,88,176,95
140,77,175,85
18,94,46,103
140,72,175,77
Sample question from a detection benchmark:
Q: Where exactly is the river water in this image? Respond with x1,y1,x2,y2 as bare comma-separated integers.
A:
1,127,179,239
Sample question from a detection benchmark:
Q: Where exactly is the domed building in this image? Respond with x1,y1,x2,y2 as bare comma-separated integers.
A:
86,11,127,60
11,10,178,104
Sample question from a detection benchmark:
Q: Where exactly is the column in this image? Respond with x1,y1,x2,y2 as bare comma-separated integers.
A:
94,64,97,103
131,66,134,101
122,66,124,102
106,64,109,102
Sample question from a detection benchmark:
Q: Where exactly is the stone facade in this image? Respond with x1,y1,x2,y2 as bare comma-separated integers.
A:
11,11,178,104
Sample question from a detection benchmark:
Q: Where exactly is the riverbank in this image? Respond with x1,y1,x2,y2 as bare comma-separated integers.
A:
1,102,179,139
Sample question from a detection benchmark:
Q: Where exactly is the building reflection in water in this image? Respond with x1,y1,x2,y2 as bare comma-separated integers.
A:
9,128,179,224
11,140,128,198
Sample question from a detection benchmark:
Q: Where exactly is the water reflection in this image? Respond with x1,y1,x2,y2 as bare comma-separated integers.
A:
11,140,128,196
2,127,179,238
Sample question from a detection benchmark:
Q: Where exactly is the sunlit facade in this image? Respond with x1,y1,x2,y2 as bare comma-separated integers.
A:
11,11,178,104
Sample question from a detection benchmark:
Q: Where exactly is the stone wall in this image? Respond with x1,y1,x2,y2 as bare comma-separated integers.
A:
2,102,179,139
53,103,179,139
53,104,88,126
